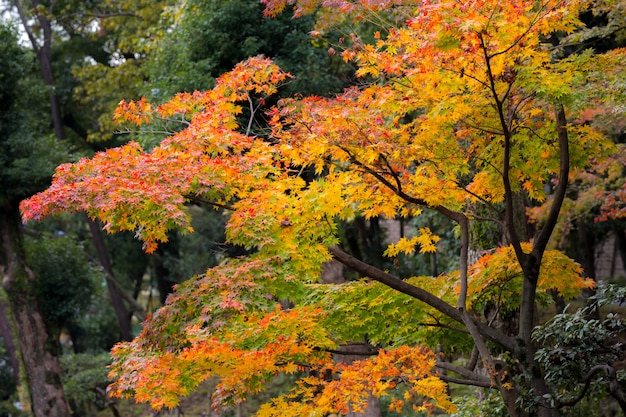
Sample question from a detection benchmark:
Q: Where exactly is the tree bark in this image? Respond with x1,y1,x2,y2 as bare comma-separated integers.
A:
1,206,71,417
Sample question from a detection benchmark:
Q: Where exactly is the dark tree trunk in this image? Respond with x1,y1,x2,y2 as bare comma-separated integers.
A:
153,245,176,305
21,0,136,341
576,222,599,318
31,0,67,141
87,218,134,341
615,229,626,280
518,259,561,417
1,206,71,417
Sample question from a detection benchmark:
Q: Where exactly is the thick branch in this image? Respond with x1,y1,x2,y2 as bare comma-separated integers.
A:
84,249,146,322
436,361,491,386
87,219,145,335
103,270,147,322
438,373,493,388
457,214,469,310
479,32,525,262
454,214,498,369
185,195,236,211
532,105,569,260
337,145,467,225
461,309,496,372
317,346,377,357
328,245,516,352
466,346,480,371
10,0,39,53
416,317,469,335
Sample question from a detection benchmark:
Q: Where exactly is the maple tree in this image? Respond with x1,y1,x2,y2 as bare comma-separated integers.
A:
20,0,626,416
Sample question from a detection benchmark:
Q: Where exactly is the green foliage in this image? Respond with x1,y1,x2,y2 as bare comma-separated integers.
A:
25,235,97,330
72,286,121,353
309,277,471,351
146,0,348,101
0,23,67,205
60,353,114,415
104,231,150,288
0,397,26,417
22,215,122,352
450,391,508,417
533,282,626,412
0,24,28,115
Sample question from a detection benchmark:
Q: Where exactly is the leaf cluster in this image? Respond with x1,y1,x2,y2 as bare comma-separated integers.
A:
533,282,626,410
466,243,592,314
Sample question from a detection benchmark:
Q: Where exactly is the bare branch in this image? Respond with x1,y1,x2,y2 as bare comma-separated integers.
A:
438,373,493,388
436,361,491,386
185,195,236,211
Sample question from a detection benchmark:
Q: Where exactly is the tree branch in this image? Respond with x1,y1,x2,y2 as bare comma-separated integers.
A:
84,251,147,322
532,105,569,260
185,195,236,211
457,214,469,311
558,364,614,408
10,0,40,53
436,361,492,387
328,245,516,352
438,373,493,388
479,32,524,263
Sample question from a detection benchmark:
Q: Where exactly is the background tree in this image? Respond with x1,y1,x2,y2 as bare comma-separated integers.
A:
24,234,101,352
3,0,166,343
533,282,626,414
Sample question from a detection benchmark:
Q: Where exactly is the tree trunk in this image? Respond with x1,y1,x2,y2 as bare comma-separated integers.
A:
32,0,67,140
0,206,71,417
570,222,599,318
519,262,561,417
615,230,626,281
87,218,134,341
153,245,177,306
